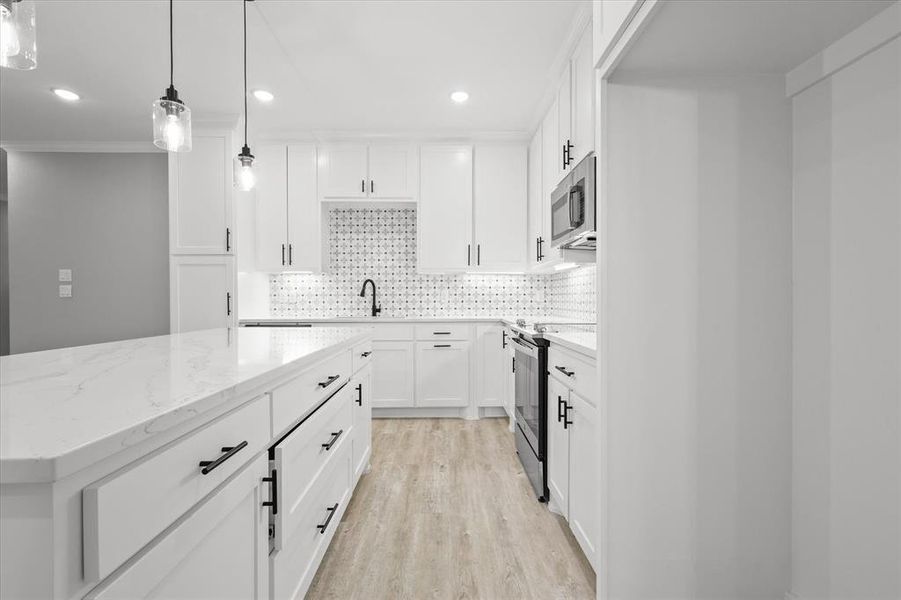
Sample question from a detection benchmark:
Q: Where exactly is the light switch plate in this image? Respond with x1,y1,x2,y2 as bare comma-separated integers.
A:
59,269,72,282
59,285,73,298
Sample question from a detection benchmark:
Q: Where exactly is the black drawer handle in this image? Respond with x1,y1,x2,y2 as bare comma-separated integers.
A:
199,440,248,475
557,395,564,423
563,403,573,429
317,502,339,533
433,331,451,335
433,344,451,348
322,429,344,451
555,365,575,377
355,384,363,406
361,351,372,358
502,329,507,349
262,469,278,515
318,375,340,388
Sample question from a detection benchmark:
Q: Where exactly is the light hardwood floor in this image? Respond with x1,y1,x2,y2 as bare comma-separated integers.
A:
308,418,596,600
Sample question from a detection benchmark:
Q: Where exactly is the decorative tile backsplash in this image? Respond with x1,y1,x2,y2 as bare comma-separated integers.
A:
270,208,596,320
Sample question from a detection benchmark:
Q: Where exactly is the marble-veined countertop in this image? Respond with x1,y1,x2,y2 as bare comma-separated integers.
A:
0,326,371,484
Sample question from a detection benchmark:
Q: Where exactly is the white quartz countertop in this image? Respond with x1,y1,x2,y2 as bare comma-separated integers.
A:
0,327,371,484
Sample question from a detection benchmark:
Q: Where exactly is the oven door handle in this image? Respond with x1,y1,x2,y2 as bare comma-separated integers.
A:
510,337,538,358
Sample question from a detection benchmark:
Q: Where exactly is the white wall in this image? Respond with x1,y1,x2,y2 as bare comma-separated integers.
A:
791,37,901,600
603,74,793,598
7,152,169,353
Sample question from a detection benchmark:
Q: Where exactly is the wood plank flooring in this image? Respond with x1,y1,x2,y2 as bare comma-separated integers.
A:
307,418,596,600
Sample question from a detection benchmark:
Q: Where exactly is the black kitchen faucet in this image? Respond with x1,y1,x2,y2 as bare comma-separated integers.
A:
359,279,382,317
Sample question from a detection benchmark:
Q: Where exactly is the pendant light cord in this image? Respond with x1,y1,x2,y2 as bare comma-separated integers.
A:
243,0,248,147
169,0,174,88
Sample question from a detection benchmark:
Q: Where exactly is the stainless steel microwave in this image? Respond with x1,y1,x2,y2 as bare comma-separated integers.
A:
551,152,596,249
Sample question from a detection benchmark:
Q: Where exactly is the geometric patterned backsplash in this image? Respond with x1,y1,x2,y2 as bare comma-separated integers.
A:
270,208,596,321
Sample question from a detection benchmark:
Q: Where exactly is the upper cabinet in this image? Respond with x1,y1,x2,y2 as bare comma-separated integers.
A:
254,144,321,273
528,129,544,269
318,143,418,201
473,145,528,271
418,145,473,271
169,130,234,255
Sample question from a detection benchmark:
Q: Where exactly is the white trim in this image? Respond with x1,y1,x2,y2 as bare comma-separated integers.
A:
597,0,662,80
786,1,901,97
373,407,468,419
0,141,162,153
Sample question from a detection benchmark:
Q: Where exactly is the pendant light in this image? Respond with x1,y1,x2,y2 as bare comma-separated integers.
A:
234,0,256,191
0,0,37,70
152,0,192,152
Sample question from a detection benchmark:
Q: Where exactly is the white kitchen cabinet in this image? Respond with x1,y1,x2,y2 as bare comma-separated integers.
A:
255,144,321,272
371,340,416,408
85,455,269,600
557,64,573,182
472,145,529,271
415,341,470,407
169,130,234,255
319,144,417,200
570,24,595,166
169,256,235,332
418,145,474,271
475,324,506,408
528,128,544,268
352,365,373,482
541,102,564,267
568,388,598,565
547,374,571,520
594,0,642,68
318,145,368,198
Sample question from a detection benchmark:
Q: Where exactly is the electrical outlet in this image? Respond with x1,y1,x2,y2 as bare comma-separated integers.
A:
59,285,73,298
59,269,72,282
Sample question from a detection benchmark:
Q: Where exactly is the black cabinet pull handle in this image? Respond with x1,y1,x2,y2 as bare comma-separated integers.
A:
317,503,339,534
557,395,564,423
563,144,567,169
262,469,278,515
502,329,507,349
433,344,451,348
226,227,231,252
361,351,372,357
361,179,365,193
563,403,573,429
355,384,363,406
318,375,340,388
226,292,232,316
536,237,540,262
477,244,481,265
199,440,248,475
433,331,451,335
512,356,515,373
281,243,286,266
288,244,293,265
467,244,471,266
370,180,374,194
322,429,344,451
555,365,575,377
538,237,544,261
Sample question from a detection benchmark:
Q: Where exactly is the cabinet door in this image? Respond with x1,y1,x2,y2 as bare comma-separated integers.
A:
557,64,572,180
528,128,544,268
547,376,570,519
352,366,372,482
169,131,234,255
570,24,595,166
473,145,528,271
568,389,598,566
318,145,368,198
86,455,269,600
254,145,288,272
169,256,235,332
287,144,322,272
371,341,415,408
416,341,470,407
541,102,563,265
418,145,473,271
368,144,417,199
476,324,506,407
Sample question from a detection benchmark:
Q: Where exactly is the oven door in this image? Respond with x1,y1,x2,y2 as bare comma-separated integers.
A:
513,336,541,451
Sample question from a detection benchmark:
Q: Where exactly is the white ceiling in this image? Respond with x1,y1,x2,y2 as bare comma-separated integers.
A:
0,0,584,144
614,0,895,75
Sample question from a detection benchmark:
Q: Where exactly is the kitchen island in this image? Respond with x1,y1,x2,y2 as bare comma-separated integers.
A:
0,326,374,600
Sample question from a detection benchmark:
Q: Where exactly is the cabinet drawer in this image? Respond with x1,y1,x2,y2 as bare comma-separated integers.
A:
83,395,269,582
271,443,351,600
272,382,353,549
271,350,352,437
415,323,471,341
548,346,597,406
352,339,373,373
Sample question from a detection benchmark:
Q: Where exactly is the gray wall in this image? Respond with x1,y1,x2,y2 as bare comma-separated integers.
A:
7,152,169,353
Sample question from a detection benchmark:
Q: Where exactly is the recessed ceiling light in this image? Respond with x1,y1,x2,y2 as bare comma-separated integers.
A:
450,90,469,103
52,88,80,101
253,89,274,102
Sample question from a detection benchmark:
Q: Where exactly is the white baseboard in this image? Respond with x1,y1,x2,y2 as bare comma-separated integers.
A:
373,407,466,419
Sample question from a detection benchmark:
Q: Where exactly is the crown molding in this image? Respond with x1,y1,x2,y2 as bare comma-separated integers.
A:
0,141,163,153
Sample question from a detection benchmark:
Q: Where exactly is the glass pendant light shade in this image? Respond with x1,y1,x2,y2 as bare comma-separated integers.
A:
0,0,37,70
234,146,256,191
152,88,192,152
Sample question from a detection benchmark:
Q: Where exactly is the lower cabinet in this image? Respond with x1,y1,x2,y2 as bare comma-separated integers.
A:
371,340,415,408
86,455,270,600
547,375,571,520
476,324,507,407
352,365,373,483
415,341,470,407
